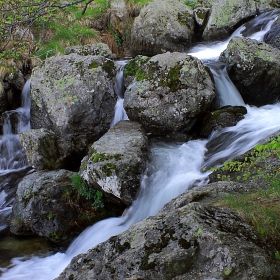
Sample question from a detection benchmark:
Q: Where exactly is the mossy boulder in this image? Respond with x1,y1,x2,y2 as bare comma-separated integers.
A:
30,54,117,143
56,183,279,279
124,52,215,138
9,170,87,244
221,37,280,106
64,43,116,59
81,121,148,206
130,0,195,56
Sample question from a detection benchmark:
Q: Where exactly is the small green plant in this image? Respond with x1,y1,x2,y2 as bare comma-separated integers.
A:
211,136,280,183
184,1,197,8
47,212,56,220
224,268,232,276
71,173,104,210
92,190,104,209
275,251,280,260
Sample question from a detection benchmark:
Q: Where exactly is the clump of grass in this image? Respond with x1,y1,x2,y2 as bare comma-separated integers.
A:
216,177,280,249
184,1,197,8
71,173,104,210
34,1,109,59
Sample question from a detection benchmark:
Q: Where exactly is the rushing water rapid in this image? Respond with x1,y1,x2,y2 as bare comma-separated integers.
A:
1,10,280,280
0,79,31,231
110,60,129,128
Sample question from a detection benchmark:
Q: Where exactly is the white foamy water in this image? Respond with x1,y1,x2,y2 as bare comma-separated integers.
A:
110,61,129,128
209,62,245,107
188,10,278,61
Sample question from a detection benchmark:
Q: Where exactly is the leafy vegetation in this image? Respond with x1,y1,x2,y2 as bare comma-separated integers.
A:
71,173,104,209
216,177,280,249
212,137,280,250
0,0,97,60
211,136,280,182
184,1,197,8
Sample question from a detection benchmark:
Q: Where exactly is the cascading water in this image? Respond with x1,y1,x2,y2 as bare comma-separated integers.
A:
110,60,129,128
1,10,280,280
208,62,245,108
0,79,31,230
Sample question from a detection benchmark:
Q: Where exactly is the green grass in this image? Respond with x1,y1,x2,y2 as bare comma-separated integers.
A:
184,1,197,8
34,1,109,59
212,137,280,251
215,177,280,249
71,173,104,210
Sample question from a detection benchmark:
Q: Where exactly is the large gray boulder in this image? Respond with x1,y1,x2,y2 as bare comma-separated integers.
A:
264,24,280,49
9,170,82,243
30,54,117,143
124,52,215,137
221,37,280,106
19,128,87,171
56,181,278,280
130,0,195,56
81,121,148,206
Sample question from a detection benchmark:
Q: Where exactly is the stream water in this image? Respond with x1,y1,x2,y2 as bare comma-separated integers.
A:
1,10,280,280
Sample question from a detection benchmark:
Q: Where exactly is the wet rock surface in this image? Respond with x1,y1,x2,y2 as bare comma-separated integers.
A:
130,0,195,56
56,181,279,280
221,37,280,106
81,121,148,206
200,106,247,137
124,52,215,138
30,54,117,143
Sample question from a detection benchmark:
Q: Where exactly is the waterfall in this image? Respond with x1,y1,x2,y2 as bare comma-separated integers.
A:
1,11,280,280
207,62,245,108
0,79,31,231
0,79,31,171
188,10,279,108
110,60,129,128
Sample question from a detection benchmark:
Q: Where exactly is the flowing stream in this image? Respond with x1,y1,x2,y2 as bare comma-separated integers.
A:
110,60,129,128
0,80,31,231
1,10,280,280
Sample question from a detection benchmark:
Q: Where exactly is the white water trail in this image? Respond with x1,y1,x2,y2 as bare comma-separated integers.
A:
110,61,129,128
0,140,208,280
0,79,31,230
0,79,31,171
209,63,245,107
188,10,278,61
203,103,280,168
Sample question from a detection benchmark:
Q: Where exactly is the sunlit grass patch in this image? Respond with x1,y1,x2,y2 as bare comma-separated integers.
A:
215,179,280,250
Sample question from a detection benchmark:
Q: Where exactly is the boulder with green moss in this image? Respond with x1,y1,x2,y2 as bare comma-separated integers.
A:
56,182,279,280
124,52,215,138
9,170,87,244
130,0,195,56
81,121,148,206
221,37,280,106
30,54,117,143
